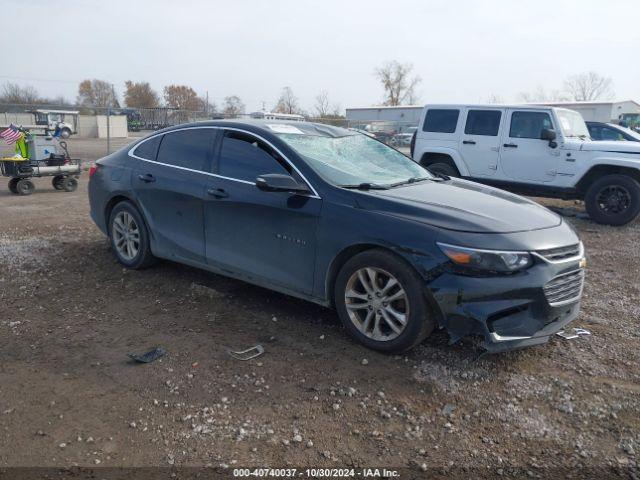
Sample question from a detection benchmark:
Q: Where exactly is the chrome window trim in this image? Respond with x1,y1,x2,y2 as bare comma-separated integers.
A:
127,125,321,199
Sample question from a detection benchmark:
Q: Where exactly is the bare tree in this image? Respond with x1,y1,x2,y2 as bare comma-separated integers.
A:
331,103,343,117
314,90,330,117
486,94,504,104
274,87,299,114
374,61,421,106
563,71,614,101
124,81,159,108
77,79,119,108
0,82,41,104
222,95,245,117
517,86,567,103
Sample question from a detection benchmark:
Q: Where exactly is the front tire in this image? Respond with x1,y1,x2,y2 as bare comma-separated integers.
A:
108,202,156,269
584,174,640,226
8,178,19,194
334,249,435,353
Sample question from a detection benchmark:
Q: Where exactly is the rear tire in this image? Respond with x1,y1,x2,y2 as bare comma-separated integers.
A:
584,174,640,226
62,176,78,192
108,201,156,269
16,179,34,196
334,249,435,353
427,162,459,177
52,175,65,190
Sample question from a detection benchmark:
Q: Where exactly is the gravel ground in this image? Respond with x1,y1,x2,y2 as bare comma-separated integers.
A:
0,137,638,478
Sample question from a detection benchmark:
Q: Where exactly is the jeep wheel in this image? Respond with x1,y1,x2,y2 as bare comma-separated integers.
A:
585,174,640,226
428,162,459,177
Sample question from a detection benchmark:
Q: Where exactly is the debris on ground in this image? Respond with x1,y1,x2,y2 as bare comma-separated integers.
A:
228,344,264,361
127,347,166,363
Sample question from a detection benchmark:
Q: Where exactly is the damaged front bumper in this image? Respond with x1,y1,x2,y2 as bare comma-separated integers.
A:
427,254,585,353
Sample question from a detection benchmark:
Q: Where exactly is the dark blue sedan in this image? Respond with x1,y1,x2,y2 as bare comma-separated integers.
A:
89,120,586,353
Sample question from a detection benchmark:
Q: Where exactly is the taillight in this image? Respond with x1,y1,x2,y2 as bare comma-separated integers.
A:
89,164,99,178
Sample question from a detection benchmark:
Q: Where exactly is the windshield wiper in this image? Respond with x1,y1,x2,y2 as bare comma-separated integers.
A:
339,182,389,190
387,176,433,188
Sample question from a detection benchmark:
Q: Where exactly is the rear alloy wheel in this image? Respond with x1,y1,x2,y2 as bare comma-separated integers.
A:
16,179,35,195
585,174,640,226
334,249,435,352
8,178,19,194
109,202,156,269
427,162,458,177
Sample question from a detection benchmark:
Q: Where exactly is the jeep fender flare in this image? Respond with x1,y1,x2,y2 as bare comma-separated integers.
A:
575,160,640,193
415,147,469,177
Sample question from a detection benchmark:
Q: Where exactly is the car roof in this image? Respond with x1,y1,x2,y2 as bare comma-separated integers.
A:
158,119,353,138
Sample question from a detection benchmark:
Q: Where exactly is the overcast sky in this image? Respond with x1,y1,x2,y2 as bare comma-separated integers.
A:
1,0,639,112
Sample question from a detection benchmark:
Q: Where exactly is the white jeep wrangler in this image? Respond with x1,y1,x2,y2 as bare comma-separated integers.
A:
411,104,640,225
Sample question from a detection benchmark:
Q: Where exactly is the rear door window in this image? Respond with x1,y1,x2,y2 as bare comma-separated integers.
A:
423,109,460,133
464,110,502,136
156,128,215,171
133,135,161,161
218,130,290,182
509,112,553,139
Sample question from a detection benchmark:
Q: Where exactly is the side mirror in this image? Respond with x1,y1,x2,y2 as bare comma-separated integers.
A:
256,174,309,194
541,128,556,141
541,128,557,148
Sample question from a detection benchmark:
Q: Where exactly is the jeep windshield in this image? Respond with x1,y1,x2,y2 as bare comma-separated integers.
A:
557,109,591,139
271,124,432,188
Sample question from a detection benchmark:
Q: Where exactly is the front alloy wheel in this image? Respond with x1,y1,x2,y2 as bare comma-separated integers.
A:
334,249,435,352
345,267,408,341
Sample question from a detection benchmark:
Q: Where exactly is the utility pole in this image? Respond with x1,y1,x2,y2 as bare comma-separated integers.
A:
107,83,116,154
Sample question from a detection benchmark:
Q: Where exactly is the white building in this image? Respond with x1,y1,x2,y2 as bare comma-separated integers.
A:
535,100,640,123
345,105,423,124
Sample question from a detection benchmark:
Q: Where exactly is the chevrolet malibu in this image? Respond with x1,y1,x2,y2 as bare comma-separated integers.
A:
89,120,586,353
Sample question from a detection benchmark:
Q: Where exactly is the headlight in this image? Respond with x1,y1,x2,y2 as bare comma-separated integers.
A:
437,242,532,272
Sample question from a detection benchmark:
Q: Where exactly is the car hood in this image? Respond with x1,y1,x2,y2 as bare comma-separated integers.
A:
356,179,562,233
580,140,640,154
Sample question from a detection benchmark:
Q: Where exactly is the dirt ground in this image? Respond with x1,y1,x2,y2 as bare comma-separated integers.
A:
0,135,638,479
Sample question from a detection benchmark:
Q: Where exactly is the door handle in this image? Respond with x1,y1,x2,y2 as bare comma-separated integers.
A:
138,173,155,183
503,143,518,148
207,188,228,199
462,140,476,145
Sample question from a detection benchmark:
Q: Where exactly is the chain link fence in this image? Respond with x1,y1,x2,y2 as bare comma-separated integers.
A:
1,103,419,156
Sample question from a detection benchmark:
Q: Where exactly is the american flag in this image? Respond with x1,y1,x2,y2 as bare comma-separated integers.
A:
0,124,23,145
